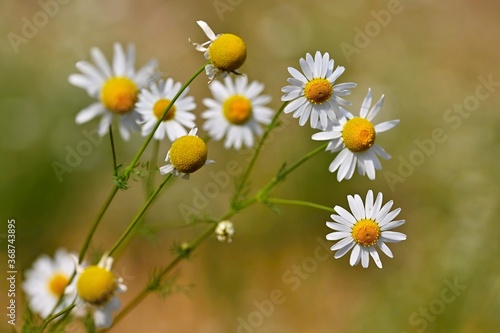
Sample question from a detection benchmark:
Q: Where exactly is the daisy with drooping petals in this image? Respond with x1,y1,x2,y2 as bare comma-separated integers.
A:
312,88,399,181
159,127,214,179
22,249,83,319
281,51,357,129
73,254,127,329
191,20,247,82
136,78,196,142
202,76,273,150
69,43,158,140
326,190,406,268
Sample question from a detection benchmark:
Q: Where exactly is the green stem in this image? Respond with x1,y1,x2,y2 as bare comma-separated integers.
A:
123,63,207,179
79,186,119,262
37,304,76,332
232,102,287,205
254,142,328,202
145,139,160,199
109,125,118,172
108,174,173,257
264,197,335,213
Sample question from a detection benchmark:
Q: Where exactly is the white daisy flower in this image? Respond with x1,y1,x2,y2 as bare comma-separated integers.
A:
281,51,357,129
326,190,406,268
69,43,158,140
136,78,196,142
74,254,127,329
159,127,215,179
312,88,399,181
22,249,83,319
215,221,235,243
190,20,247,83
202,76,273,150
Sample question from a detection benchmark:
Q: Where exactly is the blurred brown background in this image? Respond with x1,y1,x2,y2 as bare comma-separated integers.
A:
1,0,500,332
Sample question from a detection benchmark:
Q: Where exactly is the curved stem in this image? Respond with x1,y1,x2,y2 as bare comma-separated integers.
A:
232,102,287,205
123,63,207,179
264,197,335,213
37,304,76,333
108,174,173,257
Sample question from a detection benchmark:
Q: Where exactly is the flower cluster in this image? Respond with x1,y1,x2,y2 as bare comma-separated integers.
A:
22,19,408,331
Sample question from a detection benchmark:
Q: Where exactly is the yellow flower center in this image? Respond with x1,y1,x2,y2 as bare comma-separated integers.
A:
169,135,208,174
77,266,117,306
342,117,376,152
47,272,69,297
304,78,333,104
351,219,381,246
153,99,176,121
100,77,138,114
223,95,252,125
208,33,247,72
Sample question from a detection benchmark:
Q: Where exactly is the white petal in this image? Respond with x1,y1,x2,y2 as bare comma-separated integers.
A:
381,231,407,242
91,46,112,78
311,131,340,141
288,67,308,83
364,190,374,218
349,244,361,266
360,248,369,268
197,20,217,41
378,241,393,257
326,231,350,241
369,247,383,268
367,94,385,121
75,103,105,124
360,88,372,118
333,205,357,224
375,120,400,133
112,43,126,76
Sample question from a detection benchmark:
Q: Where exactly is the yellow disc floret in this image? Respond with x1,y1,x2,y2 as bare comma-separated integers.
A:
351,219,381,247
304,78,333,104
47,272,70,297
101,77,138,114
169,135,208,174
153,99,176,121
223,95,252,125
208,34,247,72
342,117,376,152
77,266,117,306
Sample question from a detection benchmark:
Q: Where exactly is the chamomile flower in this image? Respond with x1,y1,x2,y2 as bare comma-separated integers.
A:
202,76,273,149
281,51,357,129
69,43,158,140
159,127,214,179
74,254,126,329
22,249,83,319
215,221,235,243
136,78,196,142
191,20,247,82
312,88,399,181
326,190,406,268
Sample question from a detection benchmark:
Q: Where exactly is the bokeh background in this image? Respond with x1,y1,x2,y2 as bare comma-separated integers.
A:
1,0,500,332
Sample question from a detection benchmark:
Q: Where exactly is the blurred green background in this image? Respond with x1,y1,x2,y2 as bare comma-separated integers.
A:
1,0,500,332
